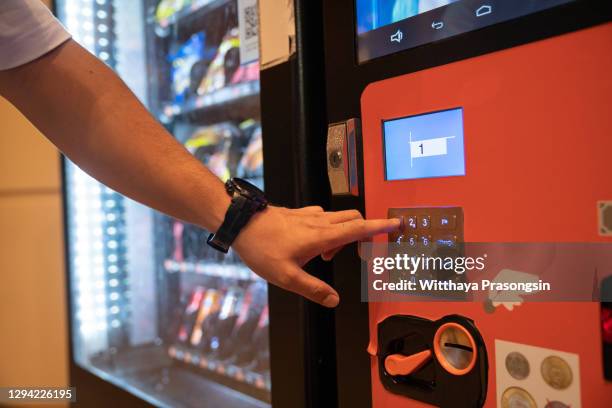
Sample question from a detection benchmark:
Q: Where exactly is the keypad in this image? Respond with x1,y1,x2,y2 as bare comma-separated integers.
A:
388,207,464,247
388,207,466,298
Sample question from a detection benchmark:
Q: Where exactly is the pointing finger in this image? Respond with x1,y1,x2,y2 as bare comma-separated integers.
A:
323,218,400,249
294,206,324,213
324,209,363,224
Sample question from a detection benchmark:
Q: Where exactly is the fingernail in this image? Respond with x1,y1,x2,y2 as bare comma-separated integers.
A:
322,294,339,308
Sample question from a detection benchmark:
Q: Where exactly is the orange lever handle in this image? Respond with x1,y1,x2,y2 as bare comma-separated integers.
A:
384,349,432,376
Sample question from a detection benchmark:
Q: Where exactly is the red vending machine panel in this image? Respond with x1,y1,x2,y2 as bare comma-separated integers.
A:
361,24,612,407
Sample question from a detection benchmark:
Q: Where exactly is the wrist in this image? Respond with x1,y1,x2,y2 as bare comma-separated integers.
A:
211,193,232,232
206,178,268,253
193,185,231,232
232,207,268,251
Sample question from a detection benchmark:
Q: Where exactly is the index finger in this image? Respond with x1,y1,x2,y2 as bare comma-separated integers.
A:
322,218,400,249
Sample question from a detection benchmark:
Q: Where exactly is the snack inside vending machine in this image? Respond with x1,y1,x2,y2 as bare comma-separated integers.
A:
56,1,333,407
323,1,612,407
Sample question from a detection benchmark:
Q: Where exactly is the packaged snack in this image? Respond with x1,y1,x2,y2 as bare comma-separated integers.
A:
237,121,263,179
155,0,189,26
197,28,240,95
168,32,206,104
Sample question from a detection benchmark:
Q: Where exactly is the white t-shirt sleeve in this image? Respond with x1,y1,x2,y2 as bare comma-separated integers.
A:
0,0,71,70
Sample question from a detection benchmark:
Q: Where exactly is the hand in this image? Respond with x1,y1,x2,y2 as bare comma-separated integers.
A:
233,206,400,308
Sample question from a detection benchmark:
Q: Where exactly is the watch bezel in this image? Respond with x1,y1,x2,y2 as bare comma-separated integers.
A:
226,178,268,209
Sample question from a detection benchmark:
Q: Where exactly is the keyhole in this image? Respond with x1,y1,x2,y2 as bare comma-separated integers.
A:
329,150,343,168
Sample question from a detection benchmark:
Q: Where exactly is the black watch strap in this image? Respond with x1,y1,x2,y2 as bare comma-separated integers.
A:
207,195,260,253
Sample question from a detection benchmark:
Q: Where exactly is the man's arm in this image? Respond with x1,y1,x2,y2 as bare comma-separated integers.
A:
0,40,399,307
0,40,230,232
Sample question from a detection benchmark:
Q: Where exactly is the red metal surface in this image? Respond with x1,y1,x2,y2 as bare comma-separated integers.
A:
361,23,612,407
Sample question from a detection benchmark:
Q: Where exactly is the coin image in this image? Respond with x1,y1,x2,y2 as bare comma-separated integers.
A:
544,401,570,408
541,355,573,390
501,386,537,408
505,351,530,380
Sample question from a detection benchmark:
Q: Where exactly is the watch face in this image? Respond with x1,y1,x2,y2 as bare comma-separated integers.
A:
230,178,267,208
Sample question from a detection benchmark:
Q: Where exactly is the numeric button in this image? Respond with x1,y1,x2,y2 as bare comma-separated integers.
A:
407,235,418,247
435,214,456,229
396,234,418,247
420,216,431,229
407,216,418,230
420,235,432,247
436,236,457,248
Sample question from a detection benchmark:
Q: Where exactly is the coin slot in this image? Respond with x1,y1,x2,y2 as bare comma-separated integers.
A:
444,342,473,352
433,322,477,375
377,315,487,406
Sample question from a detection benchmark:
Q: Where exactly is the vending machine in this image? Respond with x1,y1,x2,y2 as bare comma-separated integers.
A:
56,1,334,407
323,1,612,407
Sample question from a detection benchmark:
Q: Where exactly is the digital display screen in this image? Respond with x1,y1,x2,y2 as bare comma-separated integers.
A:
384,108,465,181
356,0,575,63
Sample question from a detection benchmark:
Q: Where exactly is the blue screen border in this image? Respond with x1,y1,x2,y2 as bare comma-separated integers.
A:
382,107,465,181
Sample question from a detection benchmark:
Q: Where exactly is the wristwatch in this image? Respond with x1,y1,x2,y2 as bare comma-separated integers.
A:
207,178,268,253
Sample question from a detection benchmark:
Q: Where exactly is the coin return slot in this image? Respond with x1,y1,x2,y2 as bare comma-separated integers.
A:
383,321,478,379
376,315,487,407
